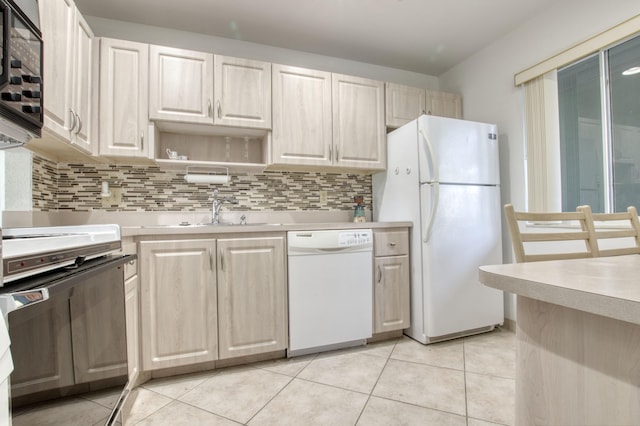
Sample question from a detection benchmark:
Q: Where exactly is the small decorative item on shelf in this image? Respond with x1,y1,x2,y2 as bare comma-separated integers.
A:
353,196,366,223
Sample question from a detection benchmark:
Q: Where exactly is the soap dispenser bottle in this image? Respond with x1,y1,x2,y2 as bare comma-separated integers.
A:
353,196,366,223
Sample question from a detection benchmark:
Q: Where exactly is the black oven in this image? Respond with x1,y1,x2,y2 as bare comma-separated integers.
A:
0,0,42,145
3,254,135,425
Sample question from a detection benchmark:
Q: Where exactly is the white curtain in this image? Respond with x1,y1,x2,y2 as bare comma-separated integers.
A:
523,71,561,212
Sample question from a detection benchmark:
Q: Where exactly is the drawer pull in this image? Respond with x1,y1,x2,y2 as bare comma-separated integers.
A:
388,242,397,247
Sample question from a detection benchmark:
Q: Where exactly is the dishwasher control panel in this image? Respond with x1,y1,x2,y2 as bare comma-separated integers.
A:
338,231,372,247
287,229,373,252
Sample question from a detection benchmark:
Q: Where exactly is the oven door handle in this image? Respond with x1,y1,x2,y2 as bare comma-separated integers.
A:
0,288,49,319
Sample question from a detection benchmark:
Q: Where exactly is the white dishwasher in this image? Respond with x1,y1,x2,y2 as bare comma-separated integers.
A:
287,229,373,357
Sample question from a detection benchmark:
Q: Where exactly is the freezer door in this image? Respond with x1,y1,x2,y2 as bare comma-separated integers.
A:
417,115,500,185
419,183,503,338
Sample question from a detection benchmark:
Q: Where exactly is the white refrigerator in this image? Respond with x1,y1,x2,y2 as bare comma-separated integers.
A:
373,115,504,344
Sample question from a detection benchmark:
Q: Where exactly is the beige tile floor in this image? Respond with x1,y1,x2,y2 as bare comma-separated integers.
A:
13,328,516,425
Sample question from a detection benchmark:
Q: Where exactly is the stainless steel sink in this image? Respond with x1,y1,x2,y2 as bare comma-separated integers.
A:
141,222,282,228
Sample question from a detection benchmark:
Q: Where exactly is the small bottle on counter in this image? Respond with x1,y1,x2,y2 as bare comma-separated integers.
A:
353,196,366,223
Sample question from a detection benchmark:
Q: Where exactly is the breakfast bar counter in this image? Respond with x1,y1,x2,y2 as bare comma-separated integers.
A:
479,255,640,425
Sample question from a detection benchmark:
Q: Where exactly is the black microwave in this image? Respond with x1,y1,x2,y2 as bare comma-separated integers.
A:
0,0,42,146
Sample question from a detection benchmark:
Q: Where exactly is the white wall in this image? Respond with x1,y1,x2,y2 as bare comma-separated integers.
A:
440,3,640,319
86,16,440,90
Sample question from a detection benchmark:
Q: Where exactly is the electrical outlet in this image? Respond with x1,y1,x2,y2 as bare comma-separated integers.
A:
102,188,122,207
319,190,327,203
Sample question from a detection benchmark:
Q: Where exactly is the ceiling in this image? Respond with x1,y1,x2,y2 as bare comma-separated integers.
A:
74,0,556,76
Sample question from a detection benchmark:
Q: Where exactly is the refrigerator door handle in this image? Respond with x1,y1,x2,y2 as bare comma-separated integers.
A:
419,125,439,183
423,182,439,243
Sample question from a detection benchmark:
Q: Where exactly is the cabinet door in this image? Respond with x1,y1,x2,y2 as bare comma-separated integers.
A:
271,64,332,167
70,11,94,153
39,0,75,140
217,236,287,359
374,255,410,333
214,56,271,129
70,265,128,384
7,291,74,397
332,73,386,170
125,272,139,380
426,90,463,119
149,46,214,124
140,239,218,370
99,38,150,157
385,83,426,129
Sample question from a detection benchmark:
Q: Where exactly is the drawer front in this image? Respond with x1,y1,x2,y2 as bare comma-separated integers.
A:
374,229,409,256
123,257,137,280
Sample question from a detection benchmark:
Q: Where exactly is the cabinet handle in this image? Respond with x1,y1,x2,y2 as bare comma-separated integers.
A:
74,112,82,135
207,99,212,117
329,144,333,162
69,109,77,132
336,147,339,161
216,100,221,119
377,265,382,283
209,248,213,271
388,242,397,247
220,248,224,271
140,131,144,150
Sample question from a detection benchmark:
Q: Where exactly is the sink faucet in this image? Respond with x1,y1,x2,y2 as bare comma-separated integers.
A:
212,189,238,224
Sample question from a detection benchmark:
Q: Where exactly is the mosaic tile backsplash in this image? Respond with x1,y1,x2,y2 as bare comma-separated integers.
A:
32,155,373,212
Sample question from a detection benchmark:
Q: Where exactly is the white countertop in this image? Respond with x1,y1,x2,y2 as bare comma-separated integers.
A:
479,255,640,325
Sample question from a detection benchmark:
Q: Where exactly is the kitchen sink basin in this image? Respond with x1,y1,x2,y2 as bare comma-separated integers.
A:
141,222,282,228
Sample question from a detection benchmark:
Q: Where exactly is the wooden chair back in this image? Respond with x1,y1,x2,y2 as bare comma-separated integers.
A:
504,204,598,263
578,205,640,257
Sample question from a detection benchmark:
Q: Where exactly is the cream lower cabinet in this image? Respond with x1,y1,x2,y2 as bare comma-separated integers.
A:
125,266,139,380
139,239,218,370
373,229,410,333
217,236,287,359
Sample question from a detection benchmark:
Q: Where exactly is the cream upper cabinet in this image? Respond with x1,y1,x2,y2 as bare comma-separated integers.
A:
149,45,214,124
271,64,332,167
98,38,150,158
39,0,94,154
70,12,95,152
426,90,463,119
373,229,410,333
385,83,426,129
214,56,272,129
332,73,386,170
217,236,287,359
139,239,218,370
385,84,463,129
